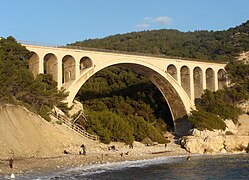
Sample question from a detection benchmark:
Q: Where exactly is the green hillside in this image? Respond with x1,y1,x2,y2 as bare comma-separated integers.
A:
70,20,249,62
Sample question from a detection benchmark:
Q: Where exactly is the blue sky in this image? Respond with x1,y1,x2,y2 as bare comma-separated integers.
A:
0,0,248,45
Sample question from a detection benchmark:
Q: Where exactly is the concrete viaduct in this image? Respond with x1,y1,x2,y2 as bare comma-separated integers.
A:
25,44,227,135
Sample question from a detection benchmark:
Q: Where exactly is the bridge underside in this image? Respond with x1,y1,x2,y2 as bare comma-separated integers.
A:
120,64,192,136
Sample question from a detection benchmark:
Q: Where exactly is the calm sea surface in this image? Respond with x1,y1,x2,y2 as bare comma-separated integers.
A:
2,154,249,179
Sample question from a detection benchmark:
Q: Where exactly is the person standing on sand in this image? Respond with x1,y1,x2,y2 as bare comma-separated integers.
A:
9,157,13,169
80,144,86,155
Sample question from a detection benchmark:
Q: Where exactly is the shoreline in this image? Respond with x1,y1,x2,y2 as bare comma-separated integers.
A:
0,144,190,177
1,146,247,178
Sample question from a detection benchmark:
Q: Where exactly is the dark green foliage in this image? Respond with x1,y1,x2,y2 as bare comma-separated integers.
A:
69,21,249,62
195,89,242,123
86,110,134,144
126,115,166,144
0,37,68,120
188,110,226,131
78,66,173,129
225,60,249,102
76,66,171,144
85,109,166,144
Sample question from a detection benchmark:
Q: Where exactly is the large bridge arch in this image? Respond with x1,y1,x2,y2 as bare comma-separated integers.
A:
66,59,194,135
23,44,227,136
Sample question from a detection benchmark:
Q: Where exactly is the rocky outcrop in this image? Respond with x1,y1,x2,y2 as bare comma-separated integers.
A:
181,115,249,154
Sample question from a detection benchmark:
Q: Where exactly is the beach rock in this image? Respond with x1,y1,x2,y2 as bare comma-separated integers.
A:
181,127,249,154
224,136,249,152
224,119,238,134
181,132,225,154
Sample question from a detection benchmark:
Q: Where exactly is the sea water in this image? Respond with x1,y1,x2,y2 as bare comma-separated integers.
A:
2,154,249,179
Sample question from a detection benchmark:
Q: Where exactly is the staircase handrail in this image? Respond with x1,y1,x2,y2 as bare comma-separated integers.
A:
50,113,99,141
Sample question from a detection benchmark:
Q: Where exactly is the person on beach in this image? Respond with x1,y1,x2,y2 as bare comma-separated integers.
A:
120,152,124,157
246,143,249,153
63,150,70,154
79,144,86,155
9,157,13,169
187,156,191,161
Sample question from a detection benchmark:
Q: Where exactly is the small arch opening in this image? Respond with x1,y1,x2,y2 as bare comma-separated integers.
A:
181,66,191,98
62,55,76,83
206,68,215,91
218,69,226,89
80,56,93,74
28,52,39,78
167,64,177,80
43,53,58,82
193,67,203,98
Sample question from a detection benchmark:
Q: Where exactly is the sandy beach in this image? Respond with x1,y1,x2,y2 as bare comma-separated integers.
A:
0,141,189,177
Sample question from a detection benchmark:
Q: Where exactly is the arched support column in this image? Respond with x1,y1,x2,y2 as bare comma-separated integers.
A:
189,68,194,101
214,70,218,91
177,66,181,86
57,60,63,89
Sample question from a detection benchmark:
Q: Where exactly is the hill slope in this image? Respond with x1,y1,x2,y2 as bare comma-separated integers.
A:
0,104,99,159
69,20,249,62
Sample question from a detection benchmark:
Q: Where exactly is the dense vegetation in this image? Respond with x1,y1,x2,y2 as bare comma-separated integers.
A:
0,37,68,120
70,21,249,62
74,21,249,137
76,66,171,144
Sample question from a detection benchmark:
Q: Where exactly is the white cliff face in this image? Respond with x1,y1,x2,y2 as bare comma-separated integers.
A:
181,115,249,154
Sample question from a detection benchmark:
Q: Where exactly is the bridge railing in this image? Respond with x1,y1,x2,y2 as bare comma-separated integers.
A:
50,112,99,141
19,40,227,64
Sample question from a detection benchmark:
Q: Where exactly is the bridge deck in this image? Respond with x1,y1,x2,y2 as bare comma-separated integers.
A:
20,40,227,64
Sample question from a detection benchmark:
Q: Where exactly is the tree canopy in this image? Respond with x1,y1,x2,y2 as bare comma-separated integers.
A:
69,21,249,62
0,37,68,120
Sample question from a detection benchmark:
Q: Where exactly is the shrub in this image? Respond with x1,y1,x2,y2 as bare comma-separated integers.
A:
188,110,226,131
196,89,242,124
86,110,134,144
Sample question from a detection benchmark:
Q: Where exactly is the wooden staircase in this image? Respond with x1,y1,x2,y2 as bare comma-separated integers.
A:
51,112,99,141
